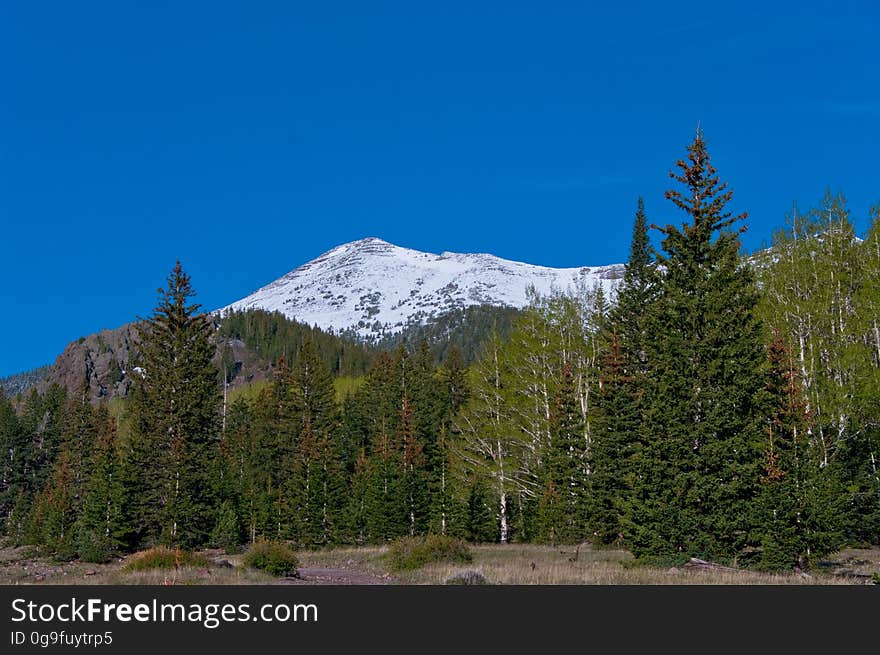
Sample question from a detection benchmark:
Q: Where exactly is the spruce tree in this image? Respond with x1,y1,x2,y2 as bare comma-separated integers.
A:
74,405,125,562
636,130,767,561
126,261,221,549
290,339,338,437
591,334,637,544
28,452,76,558
754,331,844,569
286,340,345,545
591,199,656,545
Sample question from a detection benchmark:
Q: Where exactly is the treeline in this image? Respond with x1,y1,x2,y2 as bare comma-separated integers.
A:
1,131,877,570
217,308,376,378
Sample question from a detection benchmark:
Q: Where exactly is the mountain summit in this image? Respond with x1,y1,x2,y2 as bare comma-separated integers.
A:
219,237,624,339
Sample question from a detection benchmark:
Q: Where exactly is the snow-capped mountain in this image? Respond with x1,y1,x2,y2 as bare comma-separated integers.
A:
219,238,624,339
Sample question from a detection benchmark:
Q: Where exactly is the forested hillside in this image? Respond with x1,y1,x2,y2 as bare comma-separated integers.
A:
373,304,522,364
0,366,50,397
2,131,877,571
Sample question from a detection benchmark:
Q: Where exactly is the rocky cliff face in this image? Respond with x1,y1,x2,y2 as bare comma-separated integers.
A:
35,323,271,403
38,324,141,401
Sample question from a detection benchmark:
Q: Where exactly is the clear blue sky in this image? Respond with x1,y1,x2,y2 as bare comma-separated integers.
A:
1,1,878,377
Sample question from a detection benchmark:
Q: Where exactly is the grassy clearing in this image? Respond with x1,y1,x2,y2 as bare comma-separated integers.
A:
0,544,274,585
389,543,866,585
293,542,875,584
1,539,876,585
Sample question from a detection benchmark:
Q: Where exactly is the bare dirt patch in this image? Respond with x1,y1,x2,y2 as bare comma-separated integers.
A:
280,567,391,585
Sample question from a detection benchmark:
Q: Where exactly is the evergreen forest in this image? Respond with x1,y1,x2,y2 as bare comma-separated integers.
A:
2,131,878,571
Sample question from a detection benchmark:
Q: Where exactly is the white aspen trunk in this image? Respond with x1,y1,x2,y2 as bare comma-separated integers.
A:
499,486,508,544
409,462,415,536
305,465,310,532
440,467,447,536
222,365,228,434
322,471,328,542
173,468,180,539
105,471,112,537
818,424,829,468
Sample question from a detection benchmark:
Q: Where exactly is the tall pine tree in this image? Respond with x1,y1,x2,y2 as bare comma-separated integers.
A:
591,198,657,545
125,261,221,549
635,130,767,561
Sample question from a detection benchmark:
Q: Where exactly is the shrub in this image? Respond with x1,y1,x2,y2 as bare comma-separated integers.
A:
242,541,299,577
124,547,209,571
386,535,472,571
445,570,489,585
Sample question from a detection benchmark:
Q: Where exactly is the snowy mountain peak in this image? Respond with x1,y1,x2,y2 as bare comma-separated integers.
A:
220,239,624,340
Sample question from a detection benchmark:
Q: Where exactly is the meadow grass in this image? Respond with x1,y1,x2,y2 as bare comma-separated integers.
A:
1,539,875,585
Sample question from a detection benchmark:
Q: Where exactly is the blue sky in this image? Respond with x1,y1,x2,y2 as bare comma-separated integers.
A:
1,1,878,377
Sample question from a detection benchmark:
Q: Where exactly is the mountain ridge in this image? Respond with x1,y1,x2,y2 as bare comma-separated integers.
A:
220,237,624,340
5,238,625,400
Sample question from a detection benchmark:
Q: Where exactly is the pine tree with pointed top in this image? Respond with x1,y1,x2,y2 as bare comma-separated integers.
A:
635,130,767,560
125,261,221,549
591,198,657,545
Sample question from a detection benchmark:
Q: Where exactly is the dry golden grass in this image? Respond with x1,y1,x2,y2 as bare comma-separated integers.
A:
2,540,876,585
387,543,857,585
293,545,389,577
0,544,274,585
294,542,871,584
101,566,276,586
